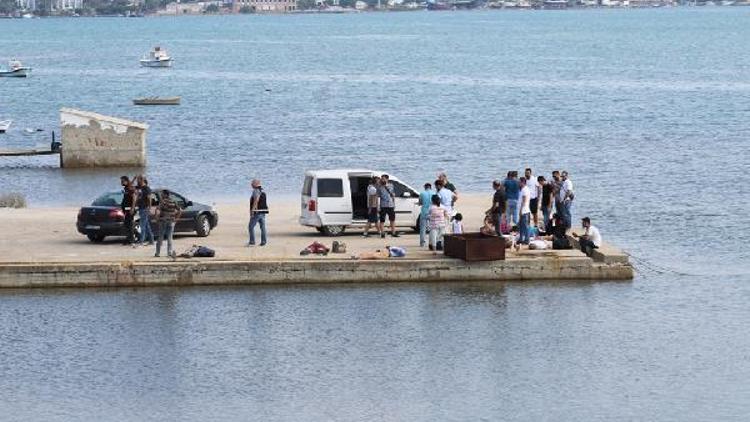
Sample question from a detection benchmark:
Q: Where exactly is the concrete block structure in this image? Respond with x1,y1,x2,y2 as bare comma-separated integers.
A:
60,108,148,168
233,0,297,13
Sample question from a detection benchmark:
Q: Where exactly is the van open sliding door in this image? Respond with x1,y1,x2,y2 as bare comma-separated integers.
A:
349,175,371,221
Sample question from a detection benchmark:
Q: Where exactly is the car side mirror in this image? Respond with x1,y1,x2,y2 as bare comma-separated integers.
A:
186,201,193,207
402,192,411,198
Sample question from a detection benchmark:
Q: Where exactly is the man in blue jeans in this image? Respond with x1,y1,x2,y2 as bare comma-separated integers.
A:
503,171,520,229
559,171,575,229
248,179,269,246
518,177,532,245
135,175,154,246
155,189,181,258
417,182,434,247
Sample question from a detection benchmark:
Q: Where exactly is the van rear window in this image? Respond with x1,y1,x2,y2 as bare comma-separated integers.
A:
302,176,313,196
317,179,343,197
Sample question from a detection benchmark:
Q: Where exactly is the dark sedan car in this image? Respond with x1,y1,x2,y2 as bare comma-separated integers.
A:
77,189,219,242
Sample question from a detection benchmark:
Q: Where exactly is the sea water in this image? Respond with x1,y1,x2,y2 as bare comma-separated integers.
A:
0,9,749,420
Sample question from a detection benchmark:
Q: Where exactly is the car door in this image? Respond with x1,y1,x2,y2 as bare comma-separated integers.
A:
391,180,419,227
172,193,196,232
147,191,159,227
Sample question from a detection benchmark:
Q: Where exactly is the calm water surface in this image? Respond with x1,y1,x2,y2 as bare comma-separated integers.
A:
1,9,750,420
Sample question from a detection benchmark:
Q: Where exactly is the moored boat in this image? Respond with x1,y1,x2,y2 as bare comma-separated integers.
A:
0,60,31,78
0,120,11,133
139,46,173,68
133,96,181,105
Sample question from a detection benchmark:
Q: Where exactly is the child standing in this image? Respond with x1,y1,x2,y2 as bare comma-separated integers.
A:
451,213,464,235
428,195,448,254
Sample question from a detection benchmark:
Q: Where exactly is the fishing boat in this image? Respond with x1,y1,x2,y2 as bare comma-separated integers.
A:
139,46,173,68
0,60,32,78
133,96,181,106
0,120,11,133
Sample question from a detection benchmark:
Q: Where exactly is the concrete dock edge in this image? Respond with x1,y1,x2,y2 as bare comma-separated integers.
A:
0,256,634,289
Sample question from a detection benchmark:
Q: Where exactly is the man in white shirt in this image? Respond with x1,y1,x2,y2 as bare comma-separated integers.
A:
518,177,532,245
574,217,601,257
435,179,456,215
524,168,540,228
560,170,574,229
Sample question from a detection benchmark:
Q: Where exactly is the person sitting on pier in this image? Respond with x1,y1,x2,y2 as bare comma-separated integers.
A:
573,217,601,257
544,213,571,250
480,212,498,237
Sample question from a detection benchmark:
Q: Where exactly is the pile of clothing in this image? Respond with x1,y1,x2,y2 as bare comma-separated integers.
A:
300,241,347,256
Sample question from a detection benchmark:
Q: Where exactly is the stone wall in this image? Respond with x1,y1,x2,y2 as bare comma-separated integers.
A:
60,108,148,168
0,257,634,289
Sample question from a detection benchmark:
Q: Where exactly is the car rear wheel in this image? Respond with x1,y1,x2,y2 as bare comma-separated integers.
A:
195,214,211,237
87,233,105,242
321,225,345,236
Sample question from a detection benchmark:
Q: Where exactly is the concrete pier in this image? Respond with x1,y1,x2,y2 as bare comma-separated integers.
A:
0,195,634,289
60,108,148,168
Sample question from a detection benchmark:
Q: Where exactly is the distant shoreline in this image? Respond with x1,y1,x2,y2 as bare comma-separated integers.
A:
3,4,749,20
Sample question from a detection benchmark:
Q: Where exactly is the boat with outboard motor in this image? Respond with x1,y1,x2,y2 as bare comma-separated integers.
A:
139,46,173,68
0,60,31,77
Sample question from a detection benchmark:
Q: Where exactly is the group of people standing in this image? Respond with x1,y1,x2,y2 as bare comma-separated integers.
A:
489,168,575,245
363,174,401,239
418,172,462,252
119,175,181,258
352,171,462,253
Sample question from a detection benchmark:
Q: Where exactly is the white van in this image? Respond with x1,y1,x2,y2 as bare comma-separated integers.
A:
299,169,422,236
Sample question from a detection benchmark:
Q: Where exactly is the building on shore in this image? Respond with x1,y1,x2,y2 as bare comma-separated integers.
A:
52,0,83,10
160,1,224,14
15,0,36,10
232,0,297,12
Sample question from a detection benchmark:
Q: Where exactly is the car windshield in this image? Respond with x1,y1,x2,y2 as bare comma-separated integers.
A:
92,192,123,207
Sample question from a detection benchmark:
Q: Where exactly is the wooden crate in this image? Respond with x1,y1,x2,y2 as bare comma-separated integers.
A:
443,233,506,261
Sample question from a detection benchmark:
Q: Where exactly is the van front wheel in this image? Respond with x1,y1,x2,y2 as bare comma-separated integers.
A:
321,225,345,236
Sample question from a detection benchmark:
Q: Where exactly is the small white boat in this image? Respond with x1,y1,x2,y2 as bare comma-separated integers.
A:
0,60,32,78
133,96,181,105
0,120,11,133
139,46,173,68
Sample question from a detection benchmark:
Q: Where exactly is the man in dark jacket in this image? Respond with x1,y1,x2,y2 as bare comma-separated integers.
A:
120,176,137,245
248,179,269,246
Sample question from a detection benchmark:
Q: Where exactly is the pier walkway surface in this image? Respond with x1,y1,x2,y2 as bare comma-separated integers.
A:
0,195,633,288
